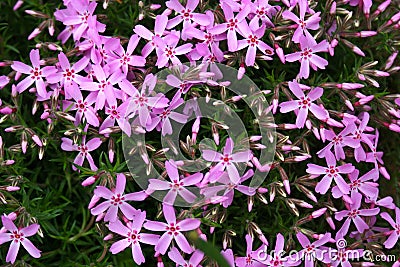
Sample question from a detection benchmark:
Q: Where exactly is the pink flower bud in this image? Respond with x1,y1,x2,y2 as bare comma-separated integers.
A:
326,216,336,230
150,4,161,10
82,176,96,187
3,160,15,165
6,186,20,192
359,31,377,37
257,187,268,194
352,46,365,57
103,233,113,241
375,0,391,15
237,64,245,80
13,0,23,11
283,180,290,195
275,45,285,63
339,83,365,90
330,1,336,14
0,106,13,114
28,28,41,40
311,208,327,218
31,135,43,146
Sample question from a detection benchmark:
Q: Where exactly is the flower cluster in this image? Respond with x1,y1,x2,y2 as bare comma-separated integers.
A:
0,0,399,265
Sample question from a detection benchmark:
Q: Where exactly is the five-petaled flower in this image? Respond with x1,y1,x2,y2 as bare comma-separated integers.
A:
0,215,41,264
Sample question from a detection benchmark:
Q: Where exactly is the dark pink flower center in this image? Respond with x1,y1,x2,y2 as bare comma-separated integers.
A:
348,209,360,218
10,231,24,242
111,193,125,205
166,223,180,235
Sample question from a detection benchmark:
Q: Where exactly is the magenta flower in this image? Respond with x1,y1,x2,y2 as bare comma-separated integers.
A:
286,35,328,79
108,211,159,265
91,173,147,222
209,3,251,52
168,247,204,267
380,207,400,249
143,204,200,254
332,169,378,199
80,64,124,111
106,34,146,74
306,151,354,195
294,232,331,267
46,52,90,99
282,0,321,43
147,93,188,136
101,102,132,136
134,15,168,57
61,135,102,171
11,49,57,97
279,81,328,128
154,32,193,67
62,88,99,127
235,234,266,267
201,137,252,184
317,122,359,160
201,170,255,208
249,0,280,29
335,192,380,236
166,0,210,29
0,215,41,264
148,160,203,205
255,233,300,266
236,23,274,66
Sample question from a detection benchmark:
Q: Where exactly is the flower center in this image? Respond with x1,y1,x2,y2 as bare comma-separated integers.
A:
111,193,125,205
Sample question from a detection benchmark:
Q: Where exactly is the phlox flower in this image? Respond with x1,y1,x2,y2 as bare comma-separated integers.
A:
0,215,41,264
168,247,204,267
279,81,328,128
91,173,147,222
154,31,193,67
331,169,378,199
317,122,359,160
101,102,132,136
293,232,331,267
106,34,146,74
235,234,266,267
46,52,90,99
201,137,252,184
380,207,400,249
62,87,99,127
108,211,159,265
282,0,321,43
249,0,280,29
11,49,57,97
335,192,380,236
134,14,168,57
306,151,354,195
143,204,200,254
61,134,102,171
286,35,328,79
148,160,203,205
237,23,274,66
166,0,210,29
209,3,251,52
201,170,256,208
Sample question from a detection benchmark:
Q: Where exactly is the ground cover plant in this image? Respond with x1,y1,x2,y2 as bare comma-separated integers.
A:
0,0,400,266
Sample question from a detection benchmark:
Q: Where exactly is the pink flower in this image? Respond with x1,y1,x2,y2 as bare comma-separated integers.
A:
134,15,168,57
380,207,400,249
201,137,253,184
201,170,255,208
282,0,321,43
154,32,193,67
106,34,146,74
46,52,90,99
293,232,331,267
62,88,99,127
306,151,355,195
236,23,274,66
11,49,57,97
209,3,251,52
108,211,159,265
80,64,124,111
249,0,280,29
286,35,328,79
148,160,203,205
279,81,328,128
143,204,200,254
101,102,132,136
61,135,102,171
168,247,204,266
0,215,41,264
335,192,380,236
91,173,147,222
166,0,210,29
332,169,378,199
235,234,266,267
